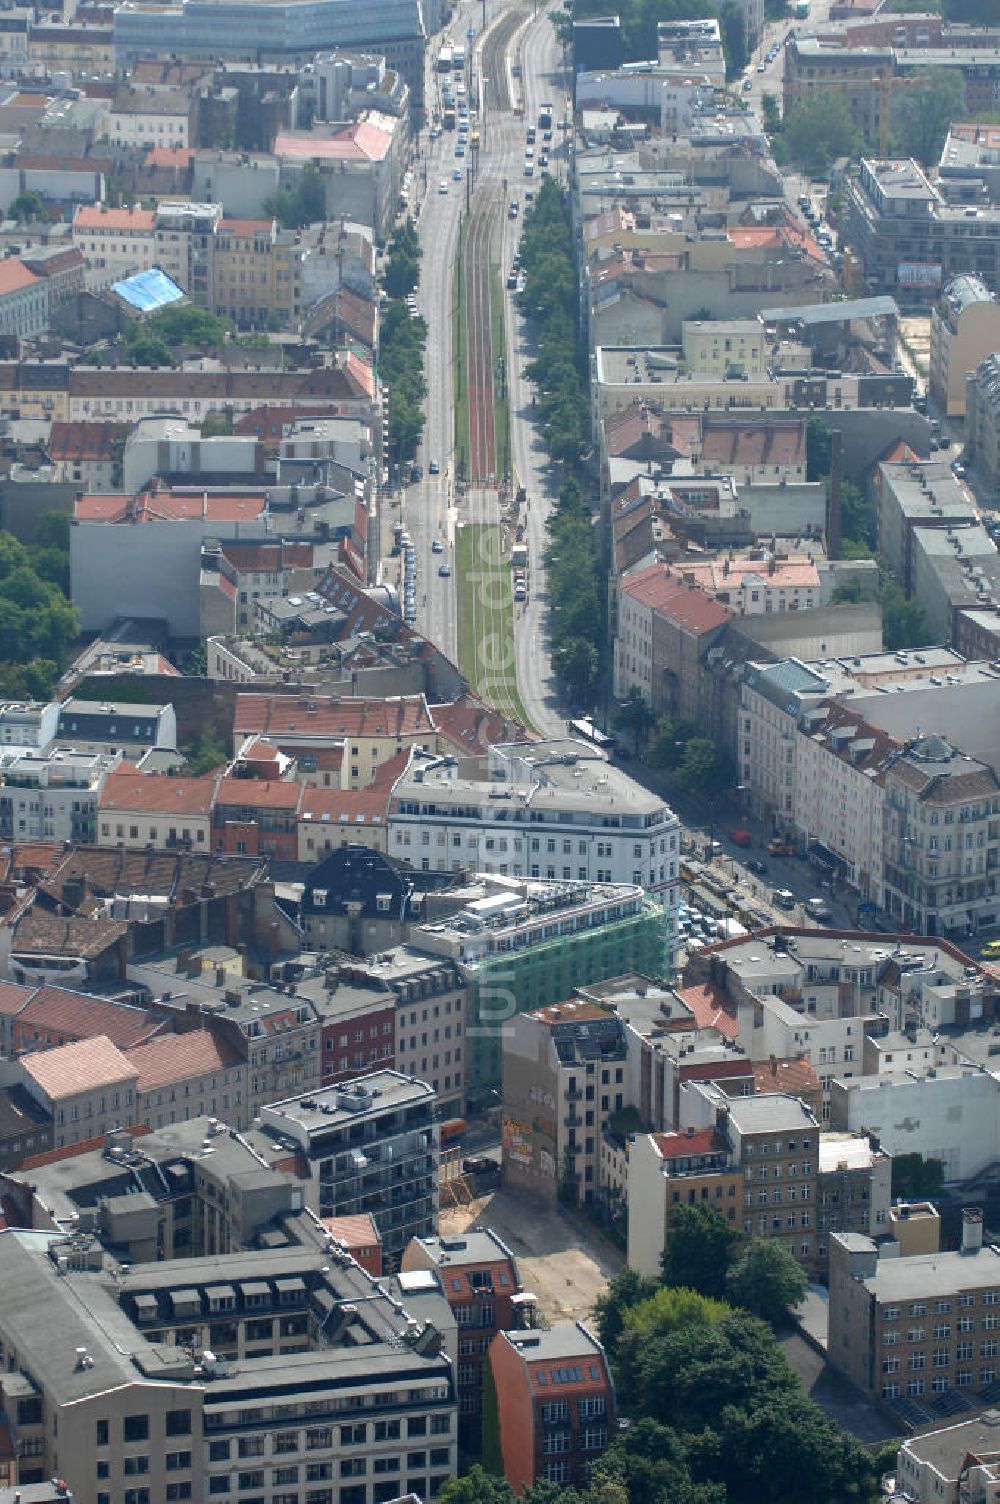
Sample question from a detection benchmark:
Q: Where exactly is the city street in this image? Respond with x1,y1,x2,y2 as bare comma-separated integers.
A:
386,0,569,735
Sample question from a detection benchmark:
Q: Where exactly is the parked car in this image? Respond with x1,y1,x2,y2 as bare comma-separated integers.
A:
773,888,796,910
463,1156,496,1176
768,837,796,857
729,828,752,848
806,897,833,921
747,858,768,876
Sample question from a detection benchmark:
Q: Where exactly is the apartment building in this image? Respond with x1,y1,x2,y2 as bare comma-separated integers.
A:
97,765,217,851
929,276,1000,419
214,218,278,328
875,458,977,596
829,1212,1000,1418
56,700,177,761
401,1230,524,1448
628,1127,744,1278
968,354,1000,491
501,998,630,1208
0,1220,457,1504
71,205,155,284
387,741,680,897
0,258,47,339
0,749,113,846
212,776,303,861
882,734,1000,936
233,693,435,788
126,1028,247,1131
128,963,323,1124
107,88,194,149
613,562,731,721
19,1035,139,1149
335,952,466,1118
154,200,222,306
719,1093,820,1270
0,701,59,760
257,1071,439,1268
816,1131,892,1266
486,1324,615,1492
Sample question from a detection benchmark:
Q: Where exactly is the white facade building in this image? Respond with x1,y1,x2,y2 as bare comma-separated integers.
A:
387,741,680,900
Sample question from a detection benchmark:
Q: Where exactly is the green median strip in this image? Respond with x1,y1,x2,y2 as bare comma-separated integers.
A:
455,522,533,729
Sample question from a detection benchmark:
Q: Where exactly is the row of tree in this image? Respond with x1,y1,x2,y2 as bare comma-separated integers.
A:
380,220,427,465
0,520,79,698
518,178,603,705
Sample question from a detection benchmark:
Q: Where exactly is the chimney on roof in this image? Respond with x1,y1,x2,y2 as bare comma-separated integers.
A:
828,428,843,560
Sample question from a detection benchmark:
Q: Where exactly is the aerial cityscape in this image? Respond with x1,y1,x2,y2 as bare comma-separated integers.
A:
0,0,998,1498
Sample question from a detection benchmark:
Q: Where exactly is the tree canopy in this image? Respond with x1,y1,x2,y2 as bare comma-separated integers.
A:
891,68,965,165
782,92,860,174
660,1203,742,1301
264,166,326,229
0,529,78,698
725,1240,808,1326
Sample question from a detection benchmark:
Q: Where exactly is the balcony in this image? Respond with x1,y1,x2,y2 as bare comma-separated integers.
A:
564,1115,583,1128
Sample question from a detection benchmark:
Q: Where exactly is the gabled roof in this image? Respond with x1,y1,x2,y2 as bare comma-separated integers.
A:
16,986,168,1051
73,204,154,233
0,259,38,297
126,1029,242,1092
214,776,303,811
620,562,732,634
21,1034,137,1102
99,765,218,818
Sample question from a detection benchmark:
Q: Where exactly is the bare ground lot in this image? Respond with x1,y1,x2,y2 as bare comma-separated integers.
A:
440,1184,622,1325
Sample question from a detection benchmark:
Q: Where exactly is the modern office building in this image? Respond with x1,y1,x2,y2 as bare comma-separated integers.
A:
409,879,669,1101
0,1218,457,1504
113,0,427,115
257,1070,438,1268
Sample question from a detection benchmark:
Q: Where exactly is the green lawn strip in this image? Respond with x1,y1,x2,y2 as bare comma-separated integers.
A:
452,215,469,480
489,260,510,483
455,522,534,728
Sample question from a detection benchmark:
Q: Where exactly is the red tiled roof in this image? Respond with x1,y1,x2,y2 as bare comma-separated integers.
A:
0,258,38,296
274,120,391,164
620,563,732,634
75,490,267,524
215,776,303,811
126,1029,241,1092
753,1056,821,1098
219,218,274,237
73,204,154,232
21,1034,137,1102
145,145,195,168
234,692,433,740
49,419,126,462
676,982,738,1040
651,1128,722,1158
430,692,532,753
321,1212,381,1249
0,982,32,1018
100,765,218,817
16,986,167,1050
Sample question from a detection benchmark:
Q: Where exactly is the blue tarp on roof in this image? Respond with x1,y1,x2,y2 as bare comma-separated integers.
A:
112,266,186,312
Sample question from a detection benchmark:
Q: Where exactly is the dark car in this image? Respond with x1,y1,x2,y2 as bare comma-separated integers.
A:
747,858,768,876
463,1155,497,1176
